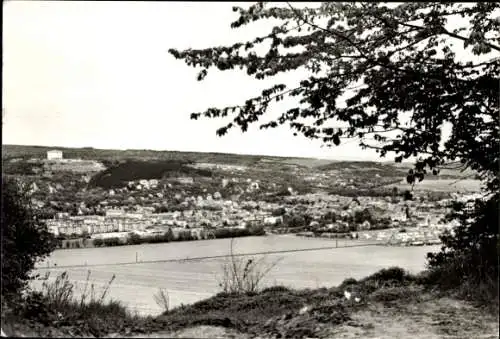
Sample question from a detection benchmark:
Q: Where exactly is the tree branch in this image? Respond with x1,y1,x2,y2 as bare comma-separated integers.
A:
284,2,461,81
382,13,500,53
440,28,500,53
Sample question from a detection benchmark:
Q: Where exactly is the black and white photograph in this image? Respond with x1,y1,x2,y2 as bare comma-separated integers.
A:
1,1,499,338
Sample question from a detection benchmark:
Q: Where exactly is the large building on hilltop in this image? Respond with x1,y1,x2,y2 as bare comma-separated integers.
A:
47,150,63,160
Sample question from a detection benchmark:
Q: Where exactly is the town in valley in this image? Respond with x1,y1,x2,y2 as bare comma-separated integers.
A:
4,145,482,252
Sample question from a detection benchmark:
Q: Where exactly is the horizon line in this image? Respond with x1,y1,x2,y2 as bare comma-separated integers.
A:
2,142,411,163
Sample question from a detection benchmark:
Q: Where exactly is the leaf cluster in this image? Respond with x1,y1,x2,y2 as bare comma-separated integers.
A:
169,2,499,187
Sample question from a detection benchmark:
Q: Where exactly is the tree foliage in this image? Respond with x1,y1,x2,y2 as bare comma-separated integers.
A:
88,160,212,189
169,2,498,185
1,177,57,298
428,192,499,283
353,208,373,224
169,2,499,289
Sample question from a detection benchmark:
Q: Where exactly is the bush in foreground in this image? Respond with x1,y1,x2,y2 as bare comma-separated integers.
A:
426,193,499,309
11,270,147,337
6,263,494,338
217,238,282,294
158,266,428,338
1,177,57,302
153,288,170,313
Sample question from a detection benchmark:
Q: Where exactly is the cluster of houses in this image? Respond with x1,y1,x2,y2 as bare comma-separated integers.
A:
45,210,149,236
283,193,446,227
44,187,462,241
44,198,278,238
35,152,479,242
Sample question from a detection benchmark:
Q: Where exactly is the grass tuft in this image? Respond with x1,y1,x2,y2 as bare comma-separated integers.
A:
13,270,150,337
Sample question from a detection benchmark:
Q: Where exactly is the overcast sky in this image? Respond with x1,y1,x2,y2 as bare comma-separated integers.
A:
2,1,493,161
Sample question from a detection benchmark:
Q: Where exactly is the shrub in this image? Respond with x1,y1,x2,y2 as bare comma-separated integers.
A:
353,208,373,224
272,207,286,216
202,205,223,211
93,238,104,247
426,193,499,308
103,237,122,247
214,228,250,239
165,228,174,241
275,189,292,197
40,271,75,310
403,190,413,201
213,226,265,239
424,250,499,309
56,240,64,249
148,234,171,244
322,211,337,223
363,267,413,284
16,290,55,325
217,239,282,294
3,161,44,175
338,278,358,290
153,288,170,313
284,215,305,228
249,225,266,236
1,177,57,300
261,285,291,293
370,285,423,304
127,233,143,245
20,270,134,337
177,230,194,242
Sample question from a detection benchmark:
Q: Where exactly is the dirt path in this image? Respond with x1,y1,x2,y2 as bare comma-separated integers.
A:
122,296,498,339
325,297,499,339
105,326,250,339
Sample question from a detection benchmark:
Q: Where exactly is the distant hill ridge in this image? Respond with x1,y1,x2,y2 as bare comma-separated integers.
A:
3,145,476,180
2,144,362,168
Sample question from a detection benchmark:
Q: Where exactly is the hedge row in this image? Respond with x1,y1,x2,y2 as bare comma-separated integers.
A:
90,226,266,248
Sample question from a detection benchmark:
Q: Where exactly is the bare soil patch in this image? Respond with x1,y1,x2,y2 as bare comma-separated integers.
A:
328,296,498,339
118,294,499,339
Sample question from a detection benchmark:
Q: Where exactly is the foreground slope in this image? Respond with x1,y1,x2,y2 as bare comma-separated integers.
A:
120,293,498,339
4,268,497,339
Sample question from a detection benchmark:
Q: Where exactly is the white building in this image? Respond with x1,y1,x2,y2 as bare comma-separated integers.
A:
47,225,60,236
47,150,63,160
264,216,283,226
105,209,125,217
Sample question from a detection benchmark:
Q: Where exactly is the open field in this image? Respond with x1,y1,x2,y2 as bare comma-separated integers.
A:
33,235,439,316
390,179,482,193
